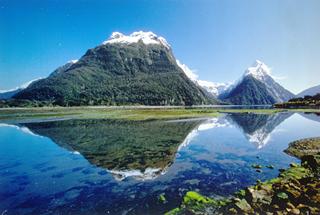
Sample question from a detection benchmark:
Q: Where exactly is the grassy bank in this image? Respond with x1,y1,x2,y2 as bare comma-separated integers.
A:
0,107,221,122
0,106,319,123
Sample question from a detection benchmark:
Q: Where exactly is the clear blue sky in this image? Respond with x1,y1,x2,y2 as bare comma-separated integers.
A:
1,0,319,94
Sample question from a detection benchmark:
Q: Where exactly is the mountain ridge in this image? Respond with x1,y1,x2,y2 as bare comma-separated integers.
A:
13,31,216,106
0,32,306,106
296,84,320,98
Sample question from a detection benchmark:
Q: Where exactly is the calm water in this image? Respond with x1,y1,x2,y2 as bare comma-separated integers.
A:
1,112,320,214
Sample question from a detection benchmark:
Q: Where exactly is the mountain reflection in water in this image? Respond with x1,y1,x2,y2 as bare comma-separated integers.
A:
226,112,293,148
2,112,320,214
19,119,202,180
17,112,292,180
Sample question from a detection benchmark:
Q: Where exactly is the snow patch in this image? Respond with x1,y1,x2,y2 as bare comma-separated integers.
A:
176,60,198,81
197,80,233,97
176,59,232,96
72,151,81,155
245,130,272,149
103,31,171,49
108,167,163,181
197,118,230,131
178,129,199,151
178,117,230,150
68,59,78,64
244,60,272,82
0,77,43,93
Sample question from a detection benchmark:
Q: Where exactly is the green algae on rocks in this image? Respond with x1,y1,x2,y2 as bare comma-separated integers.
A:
164,191,230,215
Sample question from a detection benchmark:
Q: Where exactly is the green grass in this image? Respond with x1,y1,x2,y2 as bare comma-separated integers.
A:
0,106,319,122
0,107,220,122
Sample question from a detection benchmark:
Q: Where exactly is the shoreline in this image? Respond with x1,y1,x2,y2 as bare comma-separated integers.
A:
0,104,273,110
0,106,320,123
165,137,320,215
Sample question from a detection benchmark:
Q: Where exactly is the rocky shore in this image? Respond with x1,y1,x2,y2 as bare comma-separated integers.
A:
165,137,320,215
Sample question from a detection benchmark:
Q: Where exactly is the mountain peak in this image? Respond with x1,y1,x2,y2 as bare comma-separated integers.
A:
253,59,264,66
103,31,171,49
244,60,271,81
220,60,294,104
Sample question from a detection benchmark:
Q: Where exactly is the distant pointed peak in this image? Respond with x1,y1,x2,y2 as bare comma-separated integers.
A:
244,60,272,81
103,31,171,49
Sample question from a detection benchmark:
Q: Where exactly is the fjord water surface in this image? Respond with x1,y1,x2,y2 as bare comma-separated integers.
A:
1,112,320,214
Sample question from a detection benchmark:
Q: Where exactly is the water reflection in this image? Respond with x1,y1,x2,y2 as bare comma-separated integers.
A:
0,123,41,137
18,119,202,180
299,112,320,123
12,112,293,180
226,112,293,148
1,112,320,214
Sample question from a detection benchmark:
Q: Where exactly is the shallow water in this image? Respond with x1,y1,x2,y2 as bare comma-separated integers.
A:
0,112,320,214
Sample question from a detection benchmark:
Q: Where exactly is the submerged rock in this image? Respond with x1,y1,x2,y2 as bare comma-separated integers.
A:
158,193,167,204
251,164,262,169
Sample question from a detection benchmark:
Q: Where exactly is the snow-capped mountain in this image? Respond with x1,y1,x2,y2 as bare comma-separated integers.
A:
0,78,43,100
243,60,271,82
219,60,294,105
296,84,320,98
103,31,171,50
14,31,216,106
176,60,231,97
